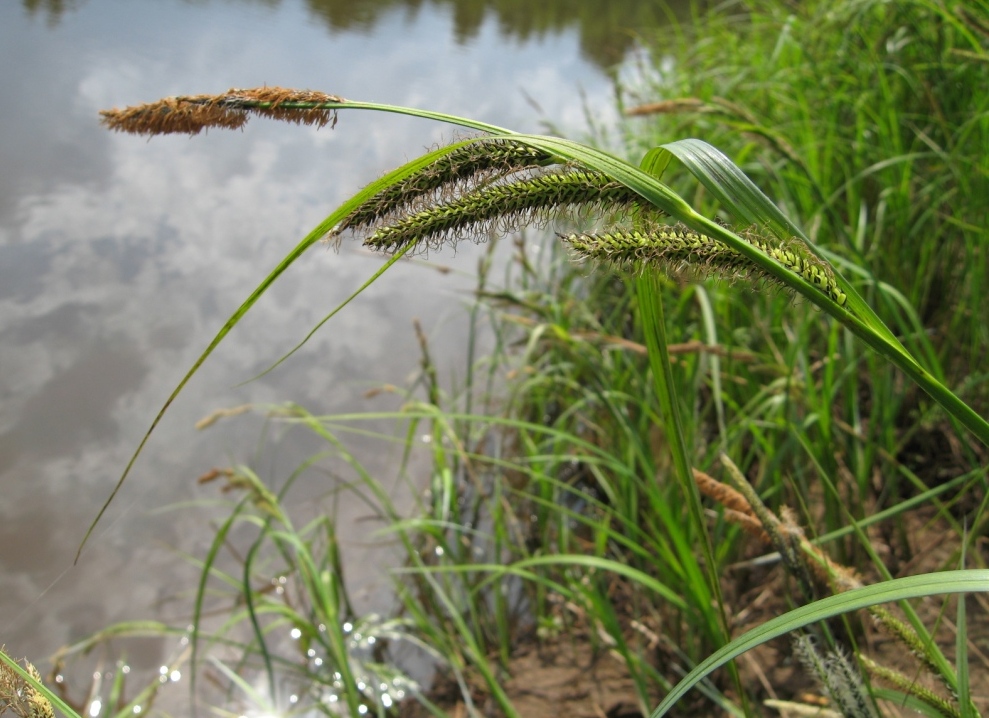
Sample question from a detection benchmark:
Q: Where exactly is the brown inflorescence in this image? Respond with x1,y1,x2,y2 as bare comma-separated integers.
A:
0,651,54,718
692,468,770,541
100,87,345,136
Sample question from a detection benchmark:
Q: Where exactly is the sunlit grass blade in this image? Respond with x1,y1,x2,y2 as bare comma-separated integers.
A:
207,656,277,715
649,570,989,718
407,554,688,610
77,137,519,561
0,649,80,718
957,538,974,718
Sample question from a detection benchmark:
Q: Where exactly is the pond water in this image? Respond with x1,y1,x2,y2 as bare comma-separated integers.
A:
0,0,668,700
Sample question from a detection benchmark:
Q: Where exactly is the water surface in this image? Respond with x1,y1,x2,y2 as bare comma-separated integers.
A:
0,0,655,696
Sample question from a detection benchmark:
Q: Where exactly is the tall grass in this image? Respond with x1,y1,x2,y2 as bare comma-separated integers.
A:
21,1,989,715
622,0,989,442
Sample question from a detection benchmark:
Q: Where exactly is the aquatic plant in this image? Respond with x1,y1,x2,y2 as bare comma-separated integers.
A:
91,86,989,538
69,71,989,716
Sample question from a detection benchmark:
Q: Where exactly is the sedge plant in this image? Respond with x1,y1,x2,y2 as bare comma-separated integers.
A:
55,79,989,717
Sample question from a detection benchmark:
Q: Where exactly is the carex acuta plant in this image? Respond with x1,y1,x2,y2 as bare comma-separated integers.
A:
92,87,989,715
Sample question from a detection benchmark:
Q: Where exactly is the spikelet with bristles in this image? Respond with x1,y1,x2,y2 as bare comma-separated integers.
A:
793,636,879,718
363,170,654,253
561,226,847,307
332,138,556,238
742,229,846,307
100,87,345,136
562,225,751,277
866,605,955,695
858,655,960,718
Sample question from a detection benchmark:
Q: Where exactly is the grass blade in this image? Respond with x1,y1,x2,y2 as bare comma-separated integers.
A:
649,570,989,718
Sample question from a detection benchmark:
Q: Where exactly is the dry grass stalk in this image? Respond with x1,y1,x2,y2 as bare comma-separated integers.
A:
692,468,769,541
624,97,708,116
100,86,345,136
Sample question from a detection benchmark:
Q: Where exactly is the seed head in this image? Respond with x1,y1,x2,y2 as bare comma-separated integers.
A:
100,87,345,136
364,170,653,253
562,225,847,307
334,138,556,238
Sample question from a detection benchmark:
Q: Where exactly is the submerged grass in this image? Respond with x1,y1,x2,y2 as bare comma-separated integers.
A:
32,0,989,716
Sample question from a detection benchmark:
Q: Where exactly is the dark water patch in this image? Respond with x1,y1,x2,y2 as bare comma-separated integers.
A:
0,500,62,573
0,241,54,301
2,340,147,462
24,0,676,70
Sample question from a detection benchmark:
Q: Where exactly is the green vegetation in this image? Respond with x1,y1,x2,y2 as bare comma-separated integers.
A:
12,0,989,716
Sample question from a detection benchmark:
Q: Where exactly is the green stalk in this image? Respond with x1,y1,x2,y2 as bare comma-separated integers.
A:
636,270,740,693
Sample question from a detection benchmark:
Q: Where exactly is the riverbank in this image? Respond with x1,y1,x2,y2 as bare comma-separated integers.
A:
36,0,989,716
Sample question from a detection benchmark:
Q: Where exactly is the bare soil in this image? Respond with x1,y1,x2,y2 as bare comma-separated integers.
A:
402,506,989,717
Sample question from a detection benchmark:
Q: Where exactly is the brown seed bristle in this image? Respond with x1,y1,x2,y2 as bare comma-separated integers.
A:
238,86,344,129
624,97,705,116
99,87,346,136
100,94,249,135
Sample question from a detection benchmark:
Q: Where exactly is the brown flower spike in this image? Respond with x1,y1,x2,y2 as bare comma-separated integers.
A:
99,87,346,136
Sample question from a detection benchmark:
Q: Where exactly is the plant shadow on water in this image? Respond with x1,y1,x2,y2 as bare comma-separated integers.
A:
6,0,989,715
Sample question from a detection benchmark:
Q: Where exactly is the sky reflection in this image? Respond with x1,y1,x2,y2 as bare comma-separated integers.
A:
0,0,629,693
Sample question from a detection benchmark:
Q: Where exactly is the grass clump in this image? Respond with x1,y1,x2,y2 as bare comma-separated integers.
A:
622,0,989,400
47,0,989,714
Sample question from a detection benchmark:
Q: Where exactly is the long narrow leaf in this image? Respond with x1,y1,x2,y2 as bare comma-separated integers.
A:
649,570,989,718
78,138,508,560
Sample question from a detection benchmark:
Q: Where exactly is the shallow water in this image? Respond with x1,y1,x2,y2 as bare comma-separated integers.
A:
0,0,658,703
